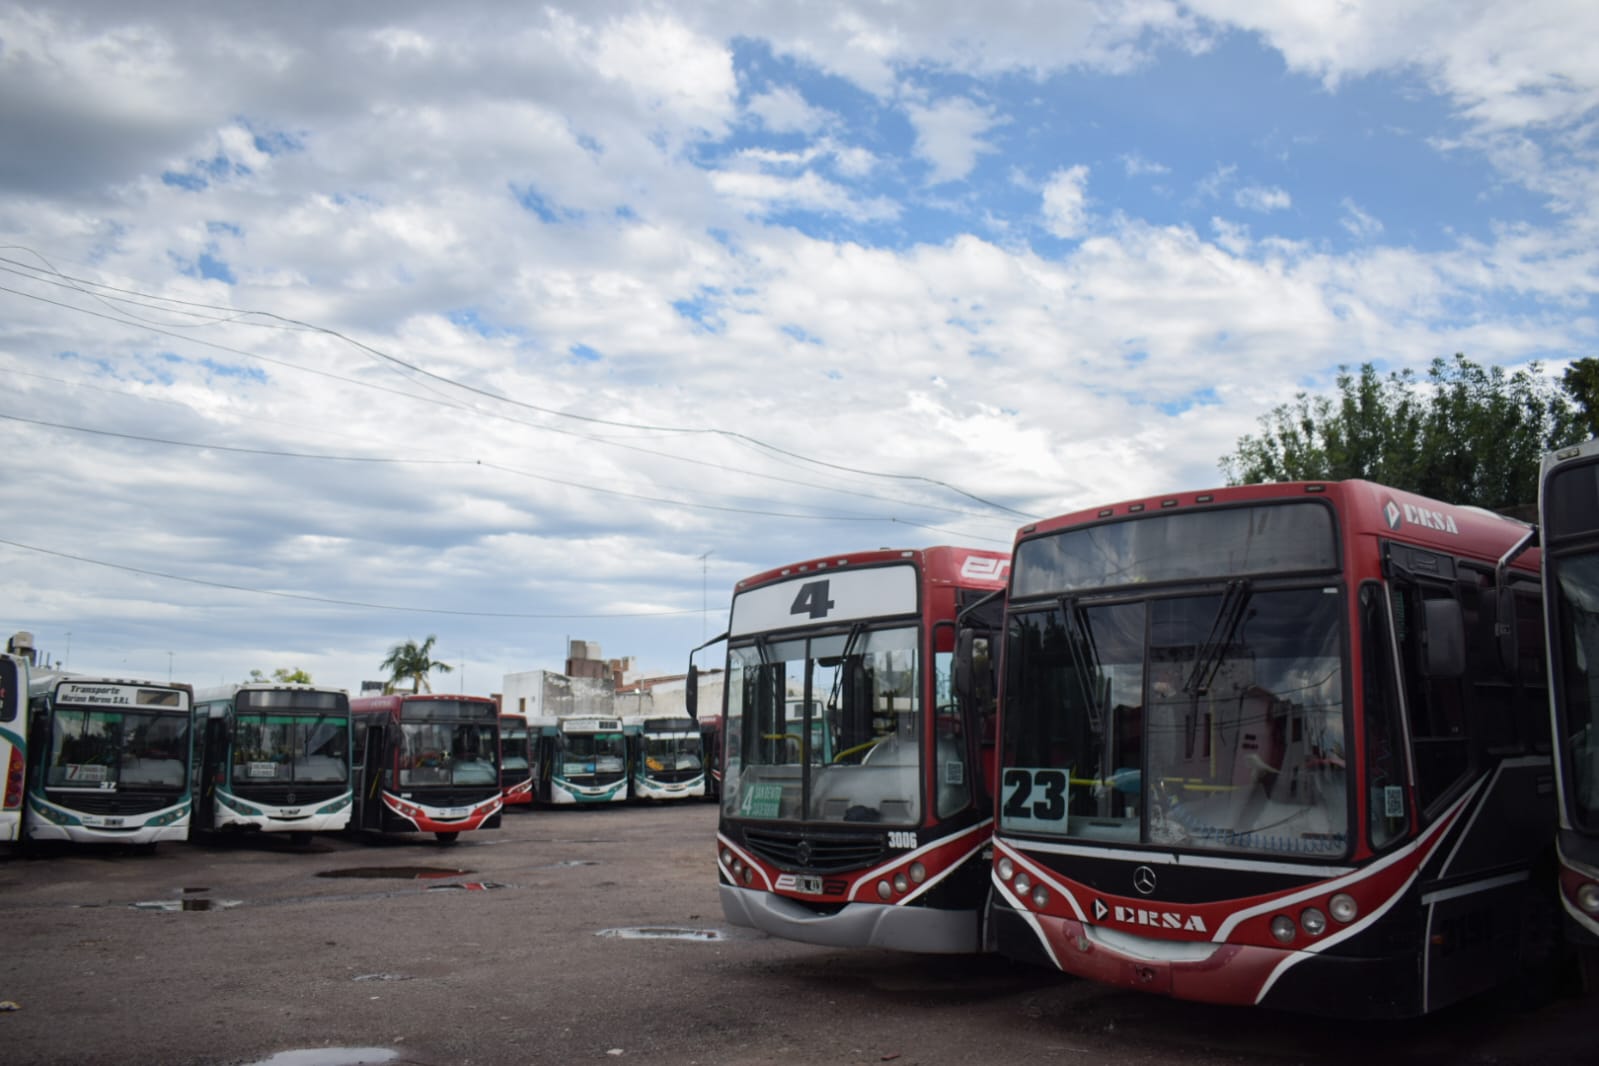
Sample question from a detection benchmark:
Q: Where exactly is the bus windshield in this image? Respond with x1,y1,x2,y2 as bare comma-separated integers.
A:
47,708,189,790
232,714,349,785
725,625,920,826
645,733,703,771
398,721,498,787
562,733,625,777
1002,585,1348,857
1550,551,1599,832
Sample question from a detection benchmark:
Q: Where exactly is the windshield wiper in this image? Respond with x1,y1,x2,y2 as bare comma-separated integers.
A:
1059,597,1105,729
1183,579,1252,698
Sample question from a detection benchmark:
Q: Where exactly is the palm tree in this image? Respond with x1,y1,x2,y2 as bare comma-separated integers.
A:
379,635,454,694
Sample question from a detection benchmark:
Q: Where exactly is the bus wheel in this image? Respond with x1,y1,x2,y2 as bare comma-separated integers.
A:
434,832,460,845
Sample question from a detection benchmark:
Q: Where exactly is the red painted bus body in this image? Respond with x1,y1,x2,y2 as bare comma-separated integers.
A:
1539,440,1599,982
498,713,535,807
990,480,1561,1017
714,545,1010,953
349,693,503,843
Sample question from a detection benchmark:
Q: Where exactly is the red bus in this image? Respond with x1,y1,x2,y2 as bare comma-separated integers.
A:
349,693,503,844
498,712,535,807
1538,439,1599,984
990,480,1562,1017
704,545,1010,953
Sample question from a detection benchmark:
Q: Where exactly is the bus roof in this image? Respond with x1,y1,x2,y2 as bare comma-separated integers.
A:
733,545,1010,593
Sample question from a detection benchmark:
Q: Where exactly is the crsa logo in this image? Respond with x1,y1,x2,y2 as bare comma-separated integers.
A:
1092,897,1208,933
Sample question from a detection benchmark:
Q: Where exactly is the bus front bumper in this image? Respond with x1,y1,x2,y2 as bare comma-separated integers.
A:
720,883,980,954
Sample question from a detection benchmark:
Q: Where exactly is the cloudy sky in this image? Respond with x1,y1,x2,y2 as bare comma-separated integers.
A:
3,1,1597,694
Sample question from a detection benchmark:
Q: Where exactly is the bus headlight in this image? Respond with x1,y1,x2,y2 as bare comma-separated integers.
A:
893,873,909,894
909,862,927,884
1300,908,1327,937
1013,872,1032,895
741,866,754,886
1578,882,1599,916
1329,893,1359,923
1270,916,1297,944
1031,885,1050,909
998,857,1014,880
878,880,892,900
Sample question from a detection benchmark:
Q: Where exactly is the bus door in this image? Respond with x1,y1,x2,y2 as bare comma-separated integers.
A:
189,708,229,837
354,718,390,831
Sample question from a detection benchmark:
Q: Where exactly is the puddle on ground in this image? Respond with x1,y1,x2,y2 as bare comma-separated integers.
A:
129,898,243,912
595,926,728,942
352,973,412,982
241,1049,399,1066
317,866,471,880
541,859,598,868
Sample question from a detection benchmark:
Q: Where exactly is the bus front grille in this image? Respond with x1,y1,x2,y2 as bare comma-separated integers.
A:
46,790,177,816
741,827,886,873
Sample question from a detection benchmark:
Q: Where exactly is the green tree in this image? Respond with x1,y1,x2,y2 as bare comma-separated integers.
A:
1562,356,1599,439
1220,354,1583,512
379,635,453,694
249,667,313,684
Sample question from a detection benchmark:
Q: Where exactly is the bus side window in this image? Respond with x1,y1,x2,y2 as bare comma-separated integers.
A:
1361,583,1410,850
1392,581,1471,816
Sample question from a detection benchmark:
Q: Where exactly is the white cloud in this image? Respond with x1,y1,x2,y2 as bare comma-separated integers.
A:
1340,198,1385,240
905,96,1000,184
1041,165,1092,239
1234,185,1291,212
746,85,831,133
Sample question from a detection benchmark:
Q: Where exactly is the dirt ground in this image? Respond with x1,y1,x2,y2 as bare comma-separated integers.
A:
0,802,1592,1066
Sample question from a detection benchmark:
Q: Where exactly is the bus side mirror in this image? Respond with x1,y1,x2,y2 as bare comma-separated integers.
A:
1423,598,1466,679
685,664,699,721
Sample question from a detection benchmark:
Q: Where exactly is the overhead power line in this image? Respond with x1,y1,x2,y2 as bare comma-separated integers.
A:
0,248,1031,517
0,537,715,620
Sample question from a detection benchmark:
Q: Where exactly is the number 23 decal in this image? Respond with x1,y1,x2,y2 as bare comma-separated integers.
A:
1001,768,1068,825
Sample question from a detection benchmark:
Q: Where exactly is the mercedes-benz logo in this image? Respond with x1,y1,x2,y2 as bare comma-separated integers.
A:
1132,865,1157,895
795,840,813,868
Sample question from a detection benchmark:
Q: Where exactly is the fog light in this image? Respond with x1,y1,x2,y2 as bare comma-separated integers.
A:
1270,915,1296,944
1014,872,1032,894
893,873,909,893
878,880,892,900
1300,908,1327,937
998,857,1014,880
1579,882,1599,916
909,862,927,884
1031,885,1049,909
1329,893,1358,923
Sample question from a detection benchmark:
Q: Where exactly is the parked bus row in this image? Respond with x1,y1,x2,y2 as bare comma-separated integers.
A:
697,465,1599,1018
0,666,713,851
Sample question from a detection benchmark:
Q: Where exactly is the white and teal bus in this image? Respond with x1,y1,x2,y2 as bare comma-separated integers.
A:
1,646,28,843
25,672,193,846
623,715,706,802
191,682,353,844
531,716,629,805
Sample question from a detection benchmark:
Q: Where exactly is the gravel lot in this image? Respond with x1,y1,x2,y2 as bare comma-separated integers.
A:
1,801,1591,1066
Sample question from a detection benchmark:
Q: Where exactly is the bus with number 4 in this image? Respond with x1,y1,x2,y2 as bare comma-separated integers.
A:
349,693,502,844
190,682,353,843
703,545,1011,953
990,480,1562,1017
1538,439,1599,983
25,672,194,846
